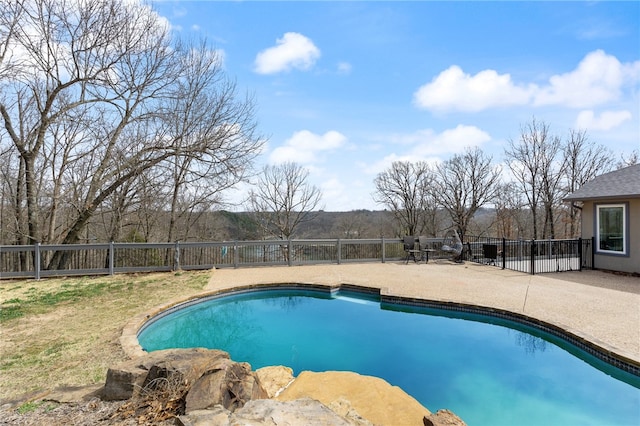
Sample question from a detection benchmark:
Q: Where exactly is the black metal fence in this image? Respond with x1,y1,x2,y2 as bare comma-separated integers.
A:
463,236,593,274
0,237,592,280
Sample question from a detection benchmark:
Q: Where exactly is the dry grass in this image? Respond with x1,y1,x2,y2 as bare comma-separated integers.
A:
0,270,211,402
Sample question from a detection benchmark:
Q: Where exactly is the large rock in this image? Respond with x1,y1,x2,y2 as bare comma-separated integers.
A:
255,365,295,398
276,370,432,425
233,398,365,425
177,398,371,426
423,409,467,426
102,361,148,401
104,348,269,423
101,349,465,425
185,358,268,413
102,348,230,401
176,406,232,426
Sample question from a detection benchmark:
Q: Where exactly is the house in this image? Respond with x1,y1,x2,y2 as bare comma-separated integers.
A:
564,164,640,275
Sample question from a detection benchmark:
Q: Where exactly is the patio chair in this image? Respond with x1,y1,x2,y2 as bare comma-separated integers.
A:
440,229,463,263
482,243,498,265
403,236,421,264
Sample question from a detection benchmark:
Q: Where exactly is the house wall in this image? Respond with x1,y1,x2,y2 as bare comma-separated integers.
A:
581,198,640,275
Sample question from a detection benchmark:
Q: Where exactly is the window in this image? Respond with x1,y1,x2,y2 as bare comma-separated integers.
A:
596,203,626,254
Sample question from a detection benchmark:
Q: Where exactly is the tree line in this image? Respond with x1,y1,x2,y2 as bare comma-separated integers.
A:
1,0,638,269
1,0,263,269
373,118,637,241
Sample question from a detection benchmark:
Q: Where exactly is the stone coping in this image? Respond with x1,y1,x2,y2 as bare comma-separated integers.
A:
121,281,640,378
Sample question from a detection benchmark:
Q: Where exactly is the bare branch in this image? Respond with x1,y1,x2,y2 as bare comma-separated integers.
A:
250,162,323,240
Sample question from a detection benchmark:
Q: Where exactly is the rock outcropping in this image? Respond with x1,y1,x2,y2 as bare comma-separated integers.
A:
276,370,431,425
178,398,370,426
101,348,465,425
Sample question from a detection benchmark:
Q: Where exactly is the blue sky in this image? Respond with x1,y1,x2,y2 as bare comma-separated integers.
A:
153,1,640,211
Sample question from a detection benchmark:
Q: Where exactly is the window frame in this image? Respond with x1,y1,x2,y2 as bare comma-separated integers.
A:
595,202,628,256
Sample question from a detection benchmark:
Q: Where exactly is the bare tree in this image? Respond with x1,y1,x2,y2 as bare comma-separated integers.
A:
249,162,323,240
1,0,263,268
0,147,20,245
505,118,551,239
434,147,501,240
2,0,154,246
506,120,614,239
373,161,436,237
537,133,564,239
162,43,261,243
617,149,639,169
561,129,613,237
492,182,530,239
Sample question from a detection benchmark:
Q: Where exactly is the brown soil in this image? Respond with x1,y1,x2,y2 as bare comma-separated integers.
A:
0,398,156,425
0,271,211,424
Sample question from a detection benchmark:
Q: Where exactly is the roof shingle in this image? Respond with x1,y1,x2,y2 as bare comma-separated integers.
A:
564,164,640,201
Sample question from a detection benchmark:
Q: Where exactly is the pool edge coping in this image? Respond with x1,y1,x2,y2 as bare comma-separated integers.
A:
120,281,640,377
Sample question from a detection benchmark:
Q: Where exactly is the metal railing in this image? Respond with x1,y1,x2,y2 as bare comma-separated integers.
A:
0,238,407,280
0,237,592,280
463,236,593,274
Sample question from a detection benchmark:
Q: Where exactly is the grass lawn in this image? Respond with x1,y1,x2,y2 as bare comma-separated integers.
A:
0,270,211,402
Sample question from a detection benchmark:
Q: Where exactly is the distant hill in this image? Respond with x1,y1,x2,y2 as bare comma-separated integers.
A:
211,210,398,240
189,208,500,242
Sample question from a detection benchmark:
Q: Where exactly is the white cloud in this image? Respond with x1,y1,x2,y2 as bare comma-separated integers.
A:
388,125,491,156
269,130,347,164
534,50,638,108
364,125,491,174
414,50,640,113
418,124,490,154
254,32,321,74
575,110,632,131
413,66,534,112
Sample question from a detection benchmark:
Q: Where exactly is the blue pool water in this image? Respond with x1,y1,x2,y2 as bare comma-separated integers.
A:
138,288,640,425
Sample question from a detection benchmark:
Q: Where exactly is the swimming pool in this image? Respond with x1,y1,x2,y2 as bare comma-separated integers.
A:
138,287,640,425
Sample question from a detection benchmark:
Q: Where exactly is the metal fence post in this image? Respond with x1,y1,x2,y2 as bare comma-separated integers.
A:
109,241,114,275
34,242,41,281
174,241,181,271
233,240,239,268
501,238,506,270
337,239,342,265
530,240,536,275
578,237,583,272
381,237,386,263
